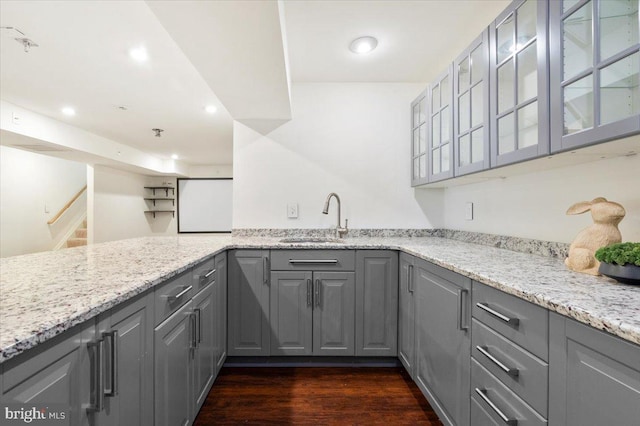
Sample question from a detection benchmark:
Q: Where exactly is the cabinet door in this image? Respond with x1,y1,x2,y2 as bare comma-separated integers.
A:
398,253,416,376
414,260,471,426
549,313,640,426
154,301,193,426
95,293,154,426
490,0,550,167
192,285,215,414
355,251,398,356
0,322,94,426
550,0,640,152
411,89,429,186
228,250,270,356
215,252,227,372
428,65,455,182
454,29,491,176
270,271,313,355
312,271,355,356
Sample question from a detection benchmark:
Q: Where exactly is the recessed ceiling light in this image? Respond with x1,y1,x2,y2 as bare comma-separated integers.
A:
171,154,179,160
129,46,148,62
349,36,378,55
62,107,76,116
205,105,217,114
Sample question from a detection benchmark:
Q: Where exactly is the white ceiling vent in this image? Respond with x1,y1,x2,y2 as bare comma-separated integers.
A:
11,144,70,152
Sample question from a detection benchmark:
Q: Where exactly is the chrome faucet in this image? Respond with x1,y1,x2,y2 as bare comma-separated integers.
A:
322,192,348,238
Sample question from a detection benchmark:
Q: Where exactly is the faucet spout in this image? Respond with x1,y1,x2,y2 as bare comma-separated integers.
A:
322,192,348,238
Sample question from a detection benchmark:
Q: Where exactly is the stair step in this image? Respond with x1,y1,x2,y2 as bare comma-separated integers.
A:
67,238,87,248
75,228,87,238
82,219,87,228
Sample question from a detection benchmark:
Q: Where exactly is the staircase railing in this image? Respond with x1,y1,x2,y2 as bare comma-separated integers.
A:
47,185,87,225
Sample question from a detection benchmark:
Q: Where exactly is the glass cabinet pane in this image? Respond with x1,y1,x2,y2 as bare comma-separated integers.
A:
600,0,639,61
441,144,450,172
518,101,538,148
413,104,420,127
518,42,538,103
498,113,515,154
564,74,594,134
564,0,581,13
471,46,484,84
459,92,470,133
419,124,426,153
497,14,515,63
459,57,470,92
459,134,471,166
413,158,419,179
600,52,640,125
432,148,441,174
432,84,440,111
441,76,450,106
563,2,593,81
413,128,419,155
432,113,440,146
471,83,484,127
517,0,537,48
420,155,427,179
471,128,484,163
498,59,515,113
418,101,426,124
441,106,451,142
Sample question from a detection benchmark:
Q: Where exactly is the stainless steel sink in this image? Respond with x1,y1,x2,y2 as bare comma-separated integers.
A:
279,237,345,244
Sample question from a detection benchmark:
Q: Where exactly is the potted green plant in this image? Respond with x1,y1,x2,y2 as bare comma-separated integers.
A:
595,242,640,284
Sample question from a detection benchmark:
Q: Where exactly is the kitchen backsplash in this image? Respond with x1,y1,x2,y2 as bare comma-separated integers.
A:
232,228,570,259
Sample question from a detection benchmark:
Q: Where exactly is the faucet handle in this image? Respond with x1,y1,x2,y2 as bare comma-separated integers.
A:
337,219,349,238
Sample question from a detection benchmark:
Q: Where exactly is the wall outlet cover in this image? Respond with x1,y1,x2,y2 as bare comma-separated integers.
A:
287,203,299,219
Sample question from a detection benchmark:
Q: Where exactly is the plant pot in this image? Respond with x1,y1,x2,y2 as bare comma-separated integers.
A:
598,262,640,285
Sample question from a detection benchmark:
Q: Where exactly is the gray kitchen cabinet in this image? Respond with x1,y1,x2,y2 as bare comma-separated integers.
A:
312,271,355,356
549,0,640,152
398,252,416,377
228,250,271,356
94,293,154,426
192,284,215,415
454,29,491,176
414,259,471,426
549,312,640,426
355,250,398,357
490,0,550,167
214,252,228,372
154,300,194,426
411,89,429,186
270,270,313,355
428,65,455,182
0,321,95,426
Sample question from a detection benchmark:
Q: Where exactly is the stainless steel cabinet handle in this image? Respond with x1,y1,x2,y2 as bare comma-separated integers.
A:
162,285,193,302
194,308,202,344
315,279,320,307
474,388,517,425
189,312,198,349
103,331,119,397
476,303,519,326
263,256,269,285
204,268,217,279
458,289,469,331
87,339,105,412
289,259,338,264
408,264,414,293
476,346,519,377
307,279,312,307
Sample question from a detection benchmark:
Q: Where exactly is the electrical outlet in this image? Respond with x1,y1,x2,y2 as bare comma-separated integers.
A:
44,203,49,214
465,202,474,221
12,112,20,125
287,203,299,219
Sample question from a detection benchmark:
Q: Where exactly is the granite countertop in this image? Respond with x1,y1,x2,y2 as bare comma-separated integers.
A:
1,234,639,363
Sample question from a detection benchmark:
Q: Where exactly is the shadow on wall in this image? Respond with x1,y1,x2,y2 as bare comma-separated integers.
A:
146,212,174,233
414,188,445,229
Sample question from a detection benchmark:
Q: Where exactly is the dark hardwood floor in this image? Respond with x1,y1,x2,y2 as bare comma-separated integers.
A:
194,367,443,425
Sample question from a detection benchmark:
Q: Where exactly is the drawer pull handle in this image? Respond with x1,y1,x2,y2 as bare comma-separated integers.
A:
307,279,312,307
203,268,217,279
289,259,339,264
476,346,519,377
474,388,517,426
263,257,269,285
87,339,105,412
103,331,119,397
162,285,193,301
476,303,519,326
408,264,414,293
315,279,321,307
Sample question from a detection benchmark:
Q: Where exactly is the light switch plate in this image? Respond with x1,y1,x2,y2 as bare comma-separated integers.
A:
465,202,473,221
287,203,298,219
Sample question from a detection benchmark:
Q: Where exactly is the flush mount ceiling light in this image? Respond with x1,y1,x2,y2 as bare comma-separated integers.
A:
171,154,179,160
205,105,217,114
152,128,164,137
62,107,76,116
349,36,378,55
129,46,148,62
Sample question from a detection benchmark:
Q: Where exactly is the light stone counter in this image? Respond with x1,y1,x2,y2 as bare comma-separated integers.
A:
1,234,639,363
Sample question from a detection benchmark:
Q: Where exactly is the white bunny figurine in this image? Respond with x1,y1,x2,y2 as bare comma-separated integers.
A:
565,197,626,276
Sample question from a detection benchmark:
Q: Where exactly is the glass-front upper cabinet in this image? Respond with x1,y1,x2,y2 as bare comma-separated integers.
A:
550,0,640,152
490,0,550,167
428,65,454,182
411,89,428,186
454,30,490,177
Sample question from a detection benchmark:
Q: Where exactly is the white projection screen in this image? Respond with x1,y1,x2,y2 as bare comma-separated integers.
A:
177,178,233,233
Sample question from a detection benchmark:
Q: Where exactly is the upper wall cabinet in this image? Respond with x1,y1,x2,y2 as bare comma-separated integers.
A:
454,30,491,176
490,0,550,167
549,0,640,152
411,90,429,186
428,65,455,182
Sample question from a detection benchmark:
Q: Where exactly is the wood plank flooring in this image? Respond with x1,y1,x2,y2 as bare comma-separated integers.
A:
194,367,443,425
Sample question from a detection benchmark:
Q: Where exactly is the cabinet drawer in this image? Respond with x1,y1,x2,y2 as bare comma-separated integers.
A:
472,282,548,361
192,256,216,292
472,319,548,416
270,250,355,271
471,358,547,426
155,269,194,325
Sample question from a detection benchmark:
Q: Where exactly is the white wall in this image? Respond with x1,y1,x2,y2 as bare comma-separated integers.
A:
443,154,640,243
92,165,176,243
0,146,87,257
233,83,443,229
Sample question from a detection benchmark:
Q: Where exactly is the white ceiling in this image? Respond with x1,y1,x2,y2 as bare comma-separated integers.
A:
0,0,512,172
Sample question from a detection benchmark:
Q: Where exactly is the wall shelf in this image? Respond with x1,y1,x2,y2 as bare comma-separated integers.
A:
144,210,175,218
144,186,175,196
144,198,175,206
